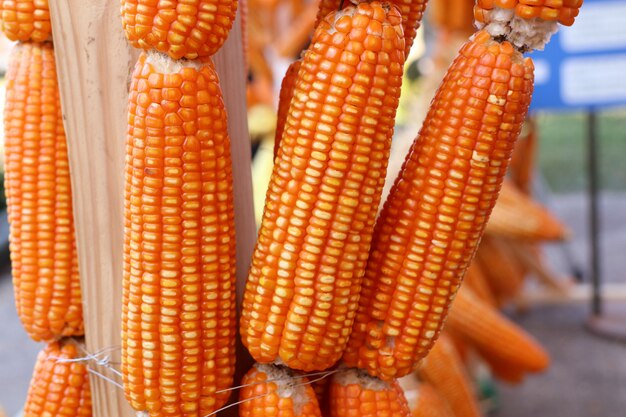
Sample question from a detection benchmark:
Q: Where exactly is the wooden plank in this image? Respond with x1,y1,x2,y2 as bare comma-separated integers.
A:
48,3,137,416
48,2,254,416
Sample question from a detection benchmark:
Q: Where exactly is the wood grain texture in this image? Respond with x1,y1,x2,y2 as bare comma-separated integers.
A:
48,2,254,416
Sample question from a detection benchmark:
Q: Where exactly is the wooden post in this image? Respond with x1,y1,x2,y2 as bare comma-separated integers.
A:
48,2,254,417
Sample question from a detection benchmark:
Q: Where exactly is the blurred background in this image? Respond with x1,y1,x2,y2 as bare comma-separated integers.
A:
1,0,626,416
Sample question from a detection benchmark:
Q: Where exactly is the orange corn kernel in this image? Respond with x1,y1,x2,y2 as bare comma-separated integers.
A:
4,41,83,342
474,0,583,26
342,30,534,380
239,363,322,417
315,0,429,56
122,52,237,417
329,368,410,417
121,0,238,59
241,1,405,372
24,341,92,417
0,0,51,42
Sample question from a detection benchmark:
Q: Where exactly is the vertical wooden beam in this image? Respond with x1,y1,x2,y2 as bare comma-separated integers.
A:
48,2,254,416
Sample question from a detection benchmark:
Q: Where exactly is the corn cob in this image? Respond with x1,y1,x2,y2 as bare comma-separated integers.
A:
475,235,526,303
274,60,302,159
418,335,482,417
4,41,83,342
464,261,497,307
477,348,526,384
314,0,429,56
447,286,549,372
0,0,51,42
343,30,534,380
410,382,455,417
508,117,537,193
239,363,322,417
486,180,569,240
474,0,583,27
241,1,405,372
329,368,410,417
120,0,238,60
122,52,236,417
23,341,92,417
430,0,475,34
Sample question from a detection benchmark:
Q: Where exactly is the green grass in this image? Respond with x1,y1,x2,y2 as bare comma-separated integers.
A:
537,108,626,193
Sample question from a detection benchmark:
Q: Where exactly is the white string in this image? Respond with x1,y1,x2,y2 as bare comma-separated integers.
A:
214,369,336,394
50,342,124,389
87,368,124,390
204,368,339,417
202,393,269,417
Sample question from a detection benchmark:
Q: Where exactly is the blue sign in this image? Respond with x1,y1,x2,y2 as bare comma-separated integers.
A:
530,0,626,112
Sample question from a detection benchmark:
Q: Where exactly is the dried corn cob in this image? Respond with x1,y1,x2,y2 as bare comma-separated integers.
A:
239,363,322,417
477,348,526,384
4,41,83,342
329,368,411,417
474,0,583,27
121,0,238,60
241,1,405,372
122,52,236,417
314,0,429,56
447,286,549,372
486,180,569,240
0,0,51,42
464,261,497,307
430,0,475,34
418,335,482,417
476,235,526,304
274,59,301,159
409,382,455,417
24,341,92,417
508,117,537,193
343,30,534,380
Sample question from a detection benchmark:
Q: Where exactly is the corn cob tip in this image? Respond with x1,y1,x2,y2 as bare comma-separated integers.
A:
143,50,210,72
474,7,561,51
240,363,322,417
121,0,238,59
330,368,411,417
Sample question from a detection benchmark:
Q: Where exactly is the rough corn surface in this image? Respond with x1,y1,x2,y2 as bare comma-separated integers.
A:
121,0,238,59
329,368,410,417
447,286,550,372
4,41,83,343
474,0,583,26
0,0,51,42
241,1,405,372
239,363,322,417
122,52,236,417
418,335,482,417
274,60,302,159
23,341,92,417
315,0,428,56
409,382,455,417
342,30,534,380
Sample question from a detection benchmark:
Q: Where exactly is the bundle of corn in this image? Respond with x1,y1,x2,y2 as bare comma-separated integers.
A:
239,0,583,414
119,2,239,416
1,2,93,416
